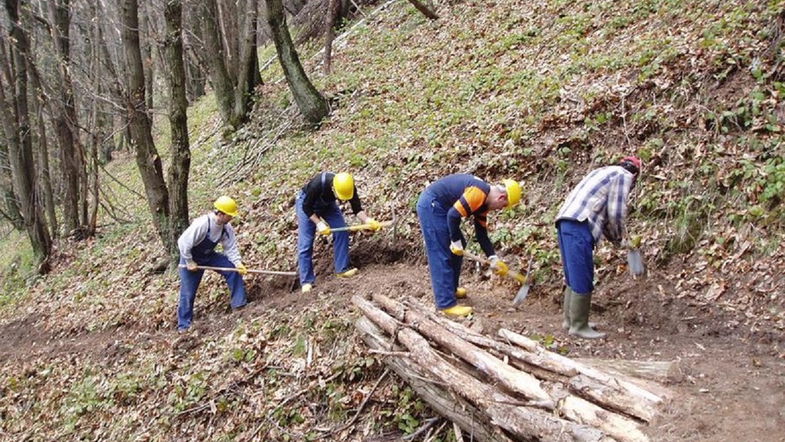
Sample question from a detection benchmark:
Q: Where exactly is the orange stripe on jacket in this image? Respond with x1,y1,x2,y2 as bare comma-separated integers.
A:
453,186,488,217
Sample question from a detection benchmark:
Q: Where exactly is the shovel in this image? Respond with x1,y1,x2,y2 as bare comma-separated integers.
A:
625,235,645,277
462,250,532,305
320,220,394,234
179,265,296,276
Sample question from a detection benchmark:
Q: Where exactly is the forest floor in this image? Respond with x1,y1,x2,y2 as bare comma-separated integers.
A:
2,245,784,440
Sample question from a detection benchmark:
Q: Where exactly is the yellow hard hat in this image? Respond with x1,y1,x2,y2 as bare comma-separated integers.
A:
333,172,355,201
503,179,522,208
214,196,239,217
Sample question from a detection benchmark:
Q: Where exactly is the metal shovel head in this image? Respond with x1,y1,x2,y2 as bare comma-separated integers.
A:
513,284,530,306
627,249,645,276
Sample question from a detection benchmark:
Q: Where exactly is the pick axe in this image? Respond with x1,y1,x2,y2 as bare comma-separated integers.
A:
462,250,533,305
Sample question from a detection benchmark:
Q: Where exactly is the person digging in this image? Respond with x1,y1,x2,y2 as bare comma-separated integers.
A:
296,172,381,293
417,174,522,317
555,156,642,339
177,196,248,332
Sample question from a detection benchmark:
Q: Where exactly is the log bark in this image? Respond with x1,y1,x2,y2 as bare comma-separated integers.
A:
577,358,682,384
499,328,662,422
352,296,605,441
372,294,554,407
356,317,510,442
375,296,647,440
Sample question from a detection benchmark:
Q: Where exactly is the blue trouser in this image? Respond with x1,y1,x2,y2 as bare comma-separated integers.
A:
296,191,350,285
417,191,464,309
556,219,595,295
178,253,247,330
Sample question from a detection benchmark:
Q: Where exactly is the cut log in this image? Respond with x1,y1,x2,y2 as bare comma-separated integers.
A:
352,296,606,441
499,328,663,422
372,294,554,408
569,375,659,423
406,298,579,378
577,358,683,384
356,317,511,442
548,384,649,442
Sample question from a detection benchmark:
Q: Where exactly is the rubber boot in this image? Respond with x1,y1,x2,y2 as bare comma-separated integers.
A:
440,305,473,317
568,292,606,339
455,287,468,299
561,287,572,330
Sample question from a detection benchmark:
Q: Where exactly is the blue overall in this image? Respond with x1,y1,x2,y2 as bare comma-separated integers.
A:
178,219,247,330
417,191,465,309
556,219,595,295
295,191,350,286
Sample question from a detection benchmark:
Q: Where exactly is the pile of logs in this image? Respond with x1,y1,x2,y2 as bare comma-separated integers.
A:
353,294,671,441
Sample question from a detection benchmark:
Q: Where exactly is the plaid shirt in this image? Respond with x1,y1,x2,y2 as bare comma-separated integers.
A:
556,165,634,244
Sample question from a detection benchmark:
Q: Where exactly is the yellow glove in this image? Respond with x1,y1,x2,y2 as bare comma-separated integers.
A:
489,255,508,276
316,221,331,236
449,240,464,256
186,260,198,271
236,263,248,276
630,235,642,248
367,218,382,231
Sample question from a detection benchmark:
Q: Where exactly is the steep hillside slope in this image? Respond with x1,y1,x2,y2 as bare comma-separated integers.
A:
1,0,784,440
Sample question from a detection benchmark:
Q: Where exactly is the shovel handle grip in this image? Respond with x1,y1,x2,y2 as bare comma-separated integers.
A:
178,265,296,276
463,251,527,284
322,220,393,234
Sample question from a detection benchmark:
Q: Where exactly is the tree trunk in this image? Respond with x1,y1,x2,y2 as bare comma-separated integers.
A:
201,0,235,125
232,0,260,126
323,0,340,74
164,0,191,262
48,0,84,236
265,0,329,125
408,0,439,20
0,41,24,231
2,0,52,271
121,0,171,249
30,83,58,239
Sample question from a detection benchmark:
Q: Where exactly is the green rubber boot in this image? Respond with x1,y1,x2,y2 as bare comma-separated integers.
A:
569,292,606,339
561,287,572,330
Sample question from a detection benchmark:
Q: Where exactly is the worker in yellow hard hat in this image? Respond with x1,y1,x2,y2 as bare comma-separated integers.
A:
416,174,522,317
177,196,248,332
296,172,380,293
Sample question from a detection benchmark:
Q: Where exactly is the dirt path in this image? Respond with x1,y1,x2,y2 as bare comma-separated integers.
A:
2,258,784,441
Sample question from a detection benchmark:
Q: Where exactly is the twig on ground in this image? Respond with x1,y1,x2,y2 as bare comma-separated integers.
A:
402,417,441,441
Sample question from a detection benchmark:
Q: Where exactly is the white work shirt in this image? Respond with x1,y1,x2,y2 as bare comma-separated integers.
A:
177,212,242,265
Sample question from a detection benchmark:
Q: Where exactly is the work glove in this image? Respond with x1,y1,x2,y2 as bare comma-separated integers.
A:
449,240,464,256
236,263,248,276
316,221,331,236
367,218,382,231
489,255,509,276
186,260,198,271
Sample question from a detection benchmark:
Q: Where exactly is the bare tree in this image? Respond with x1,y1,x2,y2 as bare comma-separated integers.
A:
323,0,340,75
1,0,52,271
200,0,261,128
121,0,171,248
47,0,87,236
265,0,329,125
164,0,191,260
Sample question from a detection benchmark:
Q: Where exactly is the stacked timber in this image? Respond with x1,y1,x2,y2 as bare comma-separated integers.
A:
352,294,671,441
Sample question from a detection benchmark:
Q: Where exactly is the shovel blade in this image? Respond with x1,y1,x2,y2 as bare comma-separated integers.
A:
513,284,530,305
627,249,645,276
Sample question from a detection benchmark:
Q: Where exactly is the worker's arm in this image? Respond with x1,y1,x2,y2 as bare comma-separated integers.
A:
348,184,363,215
447,186,487,244
473,212,495,257
301,176,321,219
